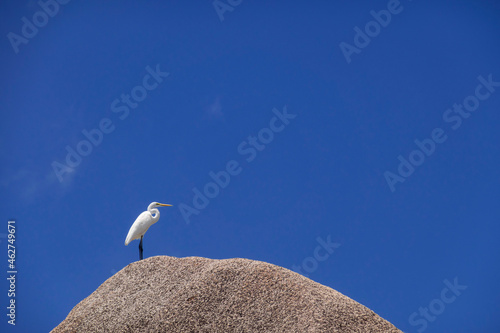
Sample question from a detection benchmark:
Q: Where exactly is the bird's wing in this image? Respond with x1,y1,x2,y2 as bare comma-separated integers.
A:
125,211,151,245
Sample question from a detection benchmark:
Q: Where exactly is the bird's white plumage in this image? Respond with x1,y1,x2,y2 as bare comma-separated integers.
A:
124,202,172,246
125,211,156,245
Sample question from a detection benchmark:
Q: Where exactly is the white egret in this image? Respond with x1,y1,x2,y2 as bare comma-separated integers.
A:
125,202,172,260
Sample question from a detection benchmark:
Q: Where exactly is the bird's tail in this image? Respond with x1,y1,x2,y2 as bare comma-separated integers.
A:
124,232,133,246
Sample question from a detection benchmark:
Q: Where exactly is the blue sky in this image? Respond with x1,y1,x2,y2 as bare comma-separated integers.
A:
1,1,499,332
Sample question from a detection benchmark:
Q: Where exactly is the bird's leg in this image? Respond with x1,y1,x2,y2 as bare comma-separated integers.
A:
139,236,143,260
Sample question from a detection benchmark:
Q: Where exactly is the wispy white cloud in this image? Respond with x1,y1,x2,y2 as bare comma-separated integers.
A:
1,166,74,202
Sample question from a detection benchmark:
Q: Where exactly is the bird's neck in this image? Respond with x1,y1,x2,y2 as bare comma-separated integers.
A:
150,208,160,222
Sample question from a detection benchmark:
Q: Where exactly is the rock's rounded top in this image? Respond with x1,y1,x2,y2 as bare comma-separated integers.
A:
52,256,401,332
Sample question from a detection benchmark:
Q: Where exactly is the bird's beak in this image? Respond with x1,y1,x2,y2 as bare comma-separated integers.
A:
158,203,173,207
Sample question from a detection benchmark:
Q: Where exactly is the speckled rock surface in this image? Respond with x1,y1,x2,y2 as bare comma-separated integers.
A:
52,256,402,332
